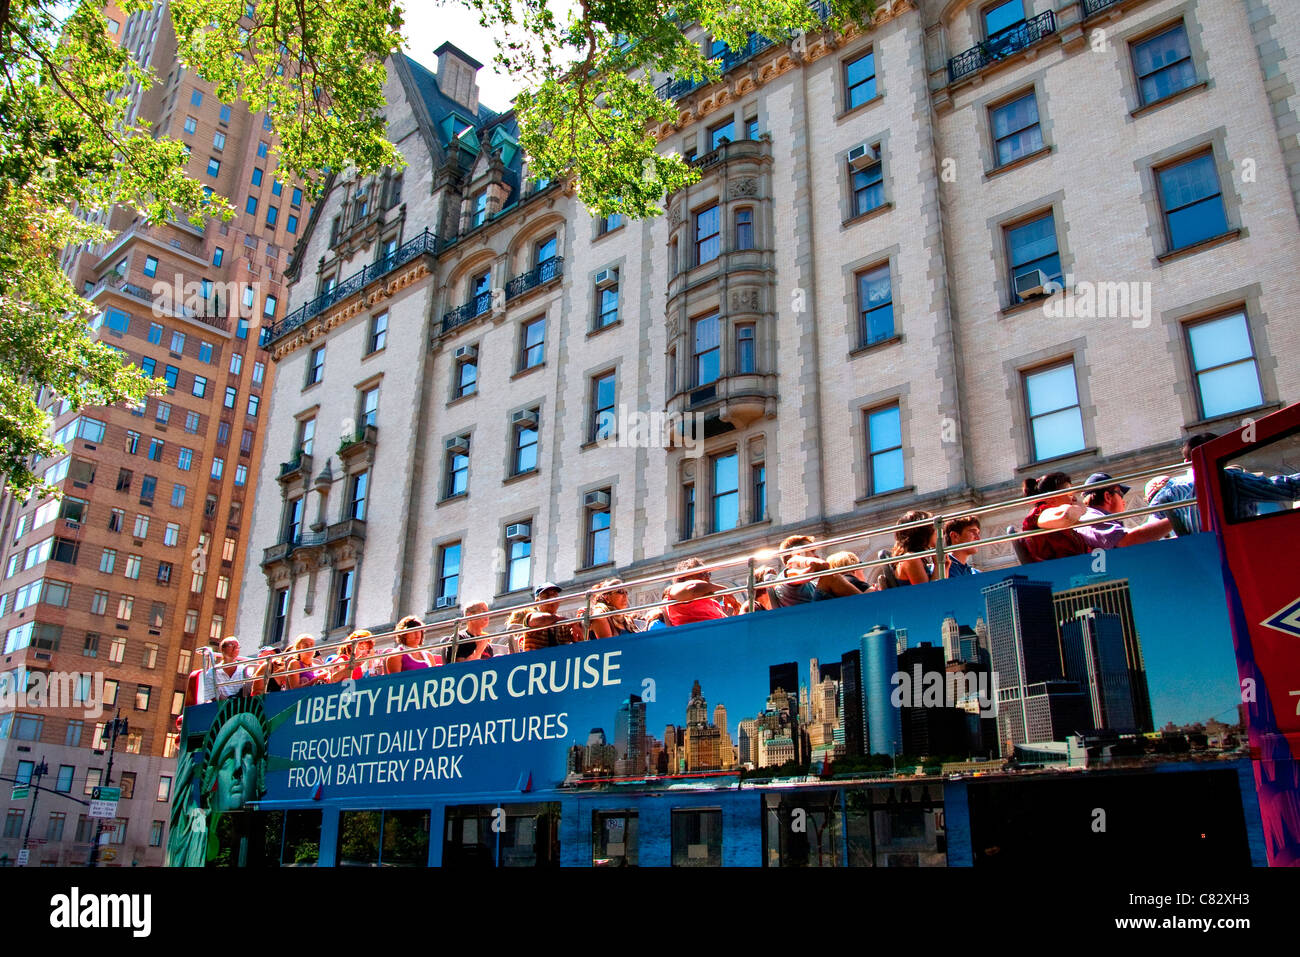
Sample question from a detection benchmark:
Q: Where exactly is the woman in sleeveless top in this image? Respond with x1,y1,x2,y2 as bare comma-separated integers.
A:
891,510,936,586
1021,472,1089,562
284,634,322,688
386,616,439,673
588,578,634,640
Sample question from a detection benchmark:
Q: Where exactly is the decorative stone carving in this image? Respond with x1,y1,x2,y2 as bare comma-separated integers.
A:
669,202,684,228
728,177,758,198
730,288,760,313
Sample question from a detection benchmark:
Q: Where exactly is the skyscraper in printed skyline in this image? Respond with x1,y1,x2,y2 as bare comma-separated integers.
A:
1053,575,1152,732
1061,609,1137,732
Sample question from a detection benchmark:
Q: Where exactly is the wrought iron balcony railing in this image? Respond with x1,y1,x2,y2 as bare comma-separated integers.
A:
441,258,565,334
260,228,438,348
1080,0,1123,16
947,10,1057,84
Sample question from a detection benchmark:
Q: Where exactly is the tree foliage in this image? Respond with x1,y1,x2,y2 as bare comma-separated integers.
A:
0,0,401,499
451,0,880,217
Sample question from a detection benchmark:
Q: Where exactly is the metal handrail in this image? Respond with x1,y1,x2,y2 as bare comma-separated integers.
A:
947,10,1057,84
214,458,1198,692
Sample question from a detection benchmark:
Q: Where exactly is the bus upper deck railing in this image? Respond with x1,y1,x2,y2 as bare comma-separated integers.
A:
207,459,1195,692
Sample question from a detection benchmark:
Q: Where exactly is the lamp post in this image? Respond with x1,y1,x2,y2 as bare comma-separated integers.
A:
87,710,129,867
20,758,48,862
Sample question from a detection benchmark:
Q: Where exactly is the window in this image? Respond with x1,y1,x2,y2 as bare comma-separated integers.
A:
224,386,238,408
455,354,477,399
734,208,753,251
437,542,461,603
297,418,316,456
266,205,279,227
596,281,619,329
709,119,734,150
292,186,302,207
177,448,193,471
359,387,378,428
109,508,125,533
1024,362,1086,461
216,575,230,599
507,530,531,593
1185,312,1263,419
598,212,623,234
472,190,488,227
124,554,142,580
1005,211,1062,297
163,365,179,389
15,760,34,786
116,596,134,622
695,204,720,265
56,765,74,793
4,810,23,839
844,50,877,110
286,213,299,234
183,115,197,134
213,247,225,267
851,151,884,217
283,497,304,543
856,264,894,346
125,429,141,454
135,684,151,711
368,312,388,354
349,471,369,520
752,464,766,522
520,318,545,370
139,475,156,503
154,402,171,426
270,587,289,644
1133,22,1196,106
183,609,199,636
190,89,203,106
156,776,172,802
513,411,539,475
90,589,108,615
192,375,208,398
984,0,1024,37
865,404,904,494
146,438,165,463
184,410,201,434
99,548,117,574
206,157,221,177
247,395,260,418
213,131,226,150
170,484,187,508
672,808,723,867
143,255,158,278
222,537,236,562
118,772,137,800
191,571,205,594
257,140,268,158
585,495,612,567
157,562,172,585
164,523,179,547
736,324,756,374
746,116,759,141
219,104,232,124
66,720,83,746
308,346,325,385
211,457,224,480
333,568,355,628
234,465,247,487
711,453,739,532
132,513,149,539
445,440,470,498
990,91,1043,167
693,314,720,387
591,372,616,443
251,360,265,385
1158,151,1228,252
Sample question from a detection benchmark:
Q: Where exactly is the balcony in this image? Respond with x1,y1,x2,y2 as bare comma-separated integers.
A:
338,424,378,464
667,371,778,432
947,10,1057,84
89,272,231,332
653,2,831,101
1080,0,1123,15
277,452,313,489
260,228,439,348
441,258,565,335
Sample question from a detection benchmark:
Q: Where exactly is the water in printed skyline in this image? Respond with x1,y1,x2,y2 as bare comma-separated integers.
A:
564,534,1241,758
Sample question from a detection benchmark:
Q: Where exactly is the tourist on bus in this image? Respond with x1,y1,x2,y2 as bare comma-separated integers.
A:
283,634,326,688
663,558,738,625
522,584,581,650
1019,474,1089,563
588,578,637,639
452,602,496,660
739,566,778,614
215,637,250,699
814,551,872,599
1038,473,1171,549
326,629,377,681
942,516,983,576
246,647,283,696
891,510,938,585
387,616,439,672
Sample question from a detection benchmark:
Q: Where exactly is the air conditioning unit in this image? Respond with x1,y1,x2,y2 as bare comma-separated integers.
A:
583,490,611,510
1014,269,1050,300
434,596,458,610
454,343,478,362
847,143,879,171
594,268,618,290
511,409,538,429
444,435,470,454
505,522,532,542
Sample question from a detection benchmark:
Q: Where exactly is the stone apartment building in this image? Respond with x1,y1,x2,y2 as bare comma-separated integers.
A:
0,1,303,865
238,0,1300,653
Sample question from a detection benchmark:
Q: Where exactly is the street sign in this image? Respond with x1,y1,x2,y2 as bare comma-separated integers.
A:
91,786,121,802
88,800,118,819
10,786,28,800
16,850,29,866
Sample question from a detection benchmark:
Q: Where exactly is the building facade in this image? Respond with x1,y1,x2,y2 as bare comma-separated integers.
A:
239,0,1299,659
0,1,301,865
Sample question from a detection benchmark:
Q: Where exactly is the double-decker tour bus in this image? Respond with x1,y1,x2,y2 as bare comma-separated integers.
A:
167,403,1300,867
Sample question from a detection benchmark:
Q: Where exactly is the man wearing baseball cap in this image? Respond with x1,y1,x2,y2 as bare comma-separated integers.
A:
1037,472,1169,549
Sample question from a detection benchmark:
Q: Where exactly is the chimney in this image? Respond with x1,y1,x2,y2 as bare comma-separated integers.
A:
434,42,482,115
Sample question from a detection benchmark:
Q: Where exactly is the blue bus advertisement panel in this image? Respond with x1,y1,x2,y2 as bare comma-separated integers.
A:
169,533,1264,867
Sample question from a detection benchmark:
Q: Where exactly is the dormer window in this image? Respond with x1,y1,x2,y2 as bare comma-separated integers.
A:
353,184,369,224
472,190,488,228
